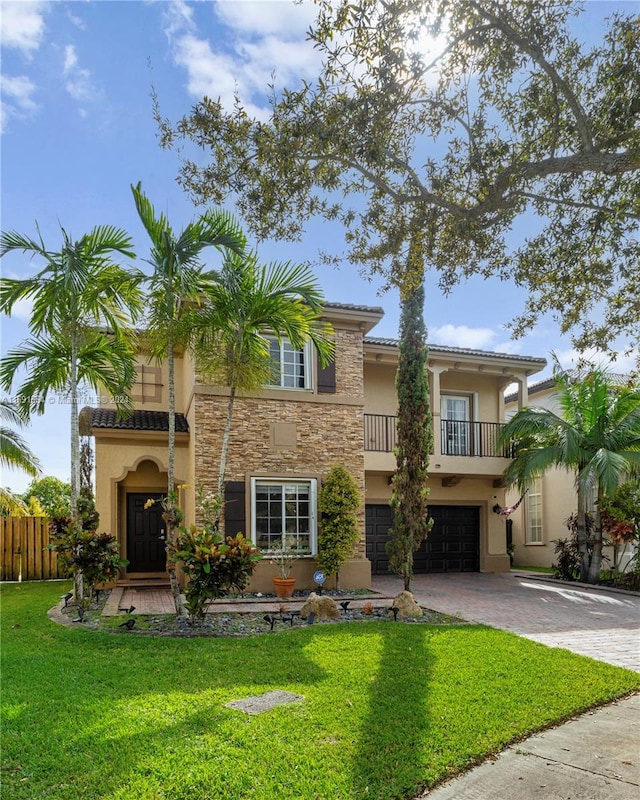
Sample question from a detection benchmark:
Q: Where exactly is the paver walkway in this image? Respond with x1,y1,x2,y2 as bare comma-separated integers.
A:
372,572,640,672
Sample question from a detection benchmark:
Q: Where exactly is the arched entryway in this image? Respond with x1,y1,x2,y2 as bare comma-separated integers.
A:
117,459,169,574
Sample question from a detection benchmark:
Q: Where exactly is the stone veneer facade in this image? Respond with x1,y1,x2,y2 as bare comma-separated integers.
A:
192,326,371,590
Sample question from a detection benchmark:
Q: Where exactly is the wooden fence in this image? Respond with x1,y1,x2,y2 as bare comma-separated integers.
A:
0,517,66,581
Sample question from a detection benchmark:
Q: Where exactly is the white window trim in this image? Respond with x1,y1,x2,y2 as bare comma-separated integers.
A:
266,337,313,391
441,392,478,455
525,479,543,545
250,477,318,554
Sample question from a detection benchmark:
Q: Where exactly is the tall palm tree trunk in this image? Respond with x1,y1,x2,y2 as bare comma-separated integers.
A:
70,333,84,602
586,502,604,584
167,327,175,495
576,491,590,582
214,384,237,533
164,325,185,615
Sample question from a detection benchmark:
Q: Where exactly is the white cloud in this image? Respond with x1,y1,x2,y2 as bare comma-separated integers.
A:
62,44,96,105
213,0,317,37
173,34,243,103
429,324,497,350
0,73,38,132
164,0,322,116
8,297,35,322
162,0,195,39
552,347,639,377
0,1,47,55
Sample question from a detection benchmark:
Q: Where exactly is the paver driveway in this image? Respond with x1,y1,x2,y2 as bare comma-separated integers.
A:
372,572,640,672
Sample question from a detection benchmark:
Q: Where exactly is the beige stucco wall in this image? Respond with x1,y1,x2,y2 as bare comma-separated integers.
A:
93,435,189,564
364,363,506,423
365,473,510,572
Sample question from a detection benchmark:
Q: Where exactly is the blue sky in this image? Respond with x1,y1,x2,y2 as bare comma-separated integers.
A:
1,0,637,493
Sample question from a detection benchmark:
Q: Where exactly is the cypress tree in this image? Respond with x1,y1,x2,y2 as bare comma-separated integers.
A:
387,267,432,590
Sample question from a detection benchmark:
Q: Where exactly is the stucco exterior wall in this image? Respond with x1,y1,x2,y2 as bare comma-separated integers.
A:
365,473,510,572
93,435,189,563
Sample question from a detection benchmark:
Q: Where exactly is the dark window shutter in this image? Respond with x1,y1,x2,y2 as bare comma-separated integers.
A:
317,352,336,394
224,481,246,538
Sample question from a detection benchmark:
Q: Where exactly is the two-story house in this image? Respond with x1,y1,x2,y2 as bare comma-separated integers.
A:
88,302,546,591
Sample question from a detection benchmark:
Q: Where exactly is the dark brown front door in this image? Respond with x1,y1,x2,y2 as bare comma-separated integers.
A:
126,493,166,572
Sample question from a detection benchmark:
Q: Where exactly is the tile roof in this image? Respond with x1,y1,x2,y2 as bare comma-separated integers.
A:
504,370,635,403
324,301,385,314
365,337,547,363
90,408,189,433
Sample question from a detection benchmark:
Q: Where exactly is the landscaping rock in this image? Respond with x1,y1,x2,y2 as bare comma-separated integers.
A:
391,590,423,619
300,592,340,620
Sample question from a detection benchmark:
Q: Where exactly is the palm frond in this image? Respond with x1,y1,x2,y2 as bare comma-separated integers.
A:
131,182,171,247
0,424,41,475
0,487,29,516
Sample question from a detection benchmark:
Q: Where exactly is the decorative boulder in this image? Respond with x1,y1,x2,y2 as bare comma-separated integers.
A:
300,592,340,620
391,590,423,619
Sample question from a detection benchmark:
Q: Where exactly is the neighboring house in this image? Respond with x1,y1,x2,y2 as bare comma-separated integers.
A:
89,302,546,591
503,373,634,571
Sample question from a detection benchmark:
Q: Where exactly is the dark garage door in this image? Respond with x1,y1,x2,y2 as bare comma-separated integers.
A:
366,504,480,575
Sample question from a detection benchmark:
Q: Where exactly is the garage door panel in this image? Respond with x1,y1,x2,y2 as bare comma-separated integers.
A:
366,504,479,574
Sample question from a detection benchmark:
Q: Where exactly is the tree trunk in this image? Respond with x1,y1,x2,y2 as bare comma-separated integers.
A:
167,326,175,495
165,323,185,616
70,333,84,602
214,384,237,532
576,490,590,582
404,551,412,592
586,505,603,584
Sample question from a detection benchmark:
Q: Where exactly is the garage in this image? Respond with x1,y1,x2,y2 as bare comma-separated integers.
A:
366,504,480,575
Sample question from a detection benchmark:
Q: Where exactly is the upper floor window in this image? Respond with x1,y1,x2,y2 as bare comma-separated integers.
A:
441,394,471,456
267,337,311,390
525,478,543,544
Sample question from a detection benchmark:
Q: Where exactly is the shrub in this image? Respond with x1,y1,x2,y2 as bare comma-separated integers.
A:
171,526,260,623
551,537,580,581
317,465,361,589
49,493,126,601
552,512,610,582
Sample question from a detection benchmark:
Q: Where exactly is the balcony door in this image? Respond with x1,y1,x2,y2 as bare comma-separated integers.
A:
441,395,470,455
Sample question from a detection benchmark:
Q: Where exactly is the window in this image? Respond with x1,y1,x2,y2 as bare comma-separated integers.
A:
525,479,543,544
441,394,471,455
251,478,317,553
267,337,311,389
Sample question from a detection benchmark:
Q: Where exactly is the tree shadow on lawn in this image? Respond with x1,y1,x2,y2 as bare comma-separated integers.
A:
348,622,436,799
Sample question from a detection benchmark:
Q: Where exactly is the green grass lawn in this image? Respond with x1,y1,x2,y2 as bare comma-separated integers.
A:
2,582,638,800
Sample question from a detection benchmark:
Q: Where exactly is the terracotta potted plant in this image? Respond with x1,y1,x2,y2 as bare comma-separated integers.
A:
270,542,299,598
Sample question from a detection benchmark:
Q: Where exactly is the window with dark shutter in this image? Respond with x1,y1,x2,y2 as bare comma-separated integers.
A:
316,352,336,393
224,481,246,537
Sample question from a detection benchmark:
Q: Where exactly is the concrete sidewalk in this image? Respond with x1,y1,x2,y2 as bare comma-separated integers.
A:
420,693,640,799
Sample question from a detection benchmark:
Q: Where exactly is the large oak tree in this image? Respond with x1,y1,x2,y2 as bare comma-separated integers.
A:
159,0,639,355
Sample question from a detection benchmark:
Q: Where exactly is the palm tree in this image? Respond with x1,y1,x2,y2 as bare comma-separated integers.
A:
499,366,640,583
189,248,335,530
0,399,41,476
0,399,41,516
131,183,245,610
0,224,143,595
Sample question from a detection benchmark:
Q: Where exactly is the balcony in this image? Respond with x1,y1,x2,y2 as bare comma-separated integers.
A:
364,414,514,458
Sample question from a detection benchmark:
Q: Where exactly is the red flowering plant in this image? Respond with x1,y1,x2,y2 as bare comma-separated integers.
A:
167,486,260,623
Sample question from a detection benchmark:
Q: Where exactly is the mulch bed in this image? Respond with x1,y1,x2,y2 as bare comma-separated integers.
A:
50,590,465,638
